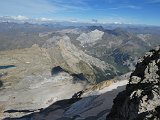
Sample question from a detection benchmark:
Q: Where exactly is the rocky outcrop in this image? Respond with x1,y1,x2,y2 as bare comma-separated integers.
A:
77,29,104,44
106,46,160,120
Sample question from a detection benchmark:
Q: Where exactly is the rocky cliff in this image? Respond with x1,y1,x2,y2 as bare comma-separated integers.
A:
106,46,160,120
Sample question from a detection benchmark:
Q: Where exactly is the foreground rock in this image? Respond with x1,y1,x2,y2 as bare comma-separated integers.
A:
106,46,160,120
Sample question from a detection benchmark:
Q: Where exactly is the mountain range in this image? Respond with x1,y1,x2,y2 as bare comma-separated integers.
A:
0,21,160,120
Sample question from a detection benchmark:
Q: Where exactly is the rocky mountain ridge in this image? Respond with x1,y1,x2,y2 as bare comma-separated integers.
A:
0,34,117,119
106,45,160,120
1,23,160,78
0,23,160,120
42,34,117,83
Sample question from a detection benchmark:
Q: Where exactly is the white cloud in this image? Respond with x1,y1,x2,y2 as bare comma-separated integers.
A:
113,22,122,24
46,0,91,12
147,0,160,3
12,15,29,20
109,5,141,10
38,17,53,21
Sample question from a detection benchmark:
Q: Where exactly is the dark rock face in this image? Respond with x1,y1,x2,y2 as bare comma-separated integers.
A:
106,46,160,120
0,80,3,88
51,66,68,75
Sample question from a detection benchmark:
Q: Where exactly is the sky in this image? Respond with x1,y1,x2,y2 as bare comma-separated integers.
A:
0,0,160,25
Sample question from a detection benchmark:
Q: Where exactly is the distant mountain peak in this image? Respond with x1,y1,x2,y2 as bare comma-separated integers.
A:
87,25,105,31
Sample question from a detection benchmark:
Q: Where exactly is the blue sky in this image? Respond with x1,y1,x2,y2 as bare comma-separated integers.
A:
0,0,160,25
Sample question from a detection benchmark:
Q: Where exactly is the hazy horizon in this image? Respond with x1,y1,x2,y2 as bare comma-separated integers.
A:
0,0,160,26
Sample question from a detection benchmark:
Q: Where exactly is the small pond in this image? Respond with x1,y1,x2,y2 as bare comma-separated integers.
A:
0,65,16,70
